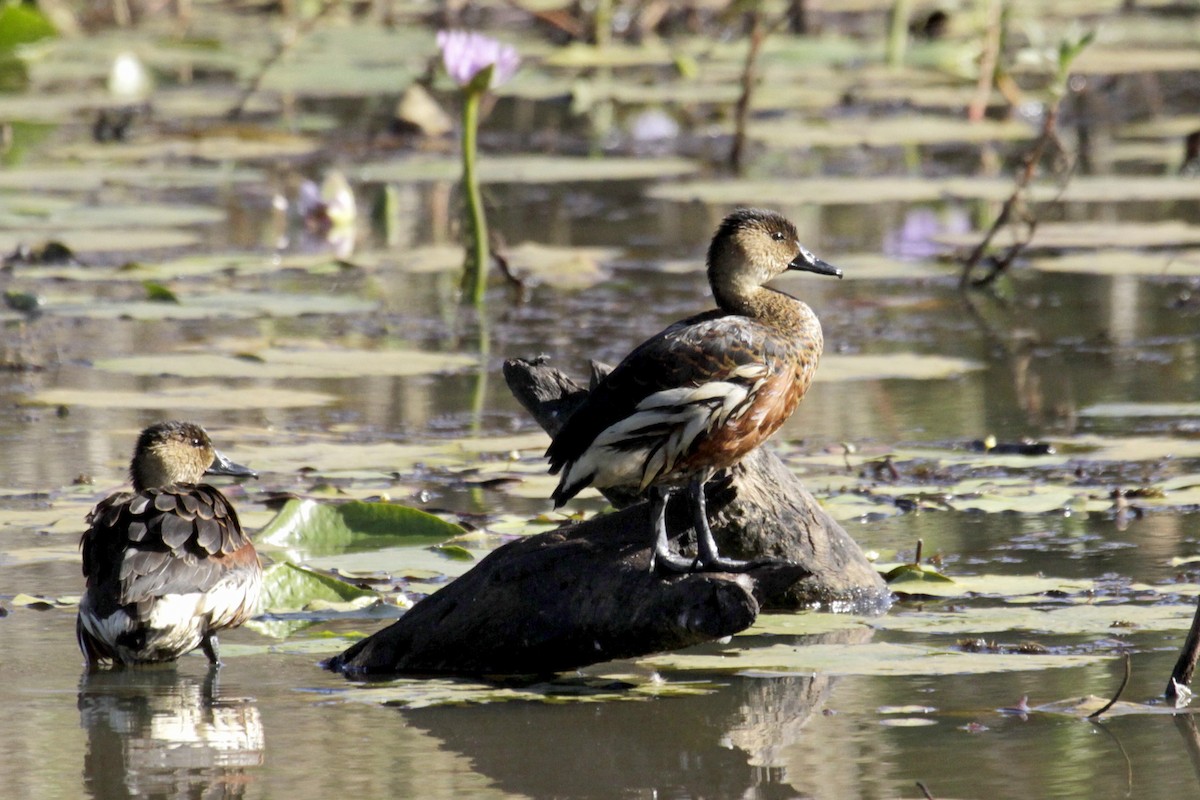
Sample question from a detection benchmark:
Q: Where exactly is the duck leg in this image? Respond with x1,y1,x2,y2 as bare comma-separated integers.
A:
201,633,223,667
691,478,755,572
649,486,700,574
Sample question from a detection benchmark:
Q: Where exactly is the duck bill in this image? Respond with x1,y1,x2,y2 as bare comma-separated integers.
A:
789,254,843,279
206,450,258,479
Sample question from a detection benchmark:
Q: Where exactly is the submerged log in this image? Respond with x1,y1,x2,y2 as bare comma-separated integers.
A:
326,502,808,677
326,356,887,677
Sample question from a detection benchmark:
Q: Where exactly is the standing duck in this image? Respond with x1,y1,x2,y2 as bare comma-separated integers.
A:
547,208,842,572
78,421,261,668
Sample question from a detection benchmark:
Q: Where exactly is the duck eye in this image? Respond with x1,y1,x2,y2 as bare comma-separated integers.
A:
192,438,203,448
771,231,786,241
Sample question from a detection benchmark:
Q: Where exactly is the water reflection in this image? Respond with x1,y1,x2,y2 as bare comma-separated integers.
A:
77,668,264,799
400,629,872,799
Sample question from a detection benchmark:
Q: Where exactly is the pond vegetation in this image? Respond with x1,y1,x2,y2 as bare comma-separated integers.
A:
2,0,1200,797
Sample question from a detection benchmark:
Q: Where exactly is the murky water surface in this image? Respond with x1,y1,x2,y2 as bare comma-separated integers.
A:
3,4,1200,798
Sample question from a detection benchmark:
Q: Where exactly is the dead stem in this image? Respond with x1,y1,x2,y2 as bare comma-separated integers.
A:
227,0,343,121
1088,652,1131,720
730,8,767,175
958,103,1069,290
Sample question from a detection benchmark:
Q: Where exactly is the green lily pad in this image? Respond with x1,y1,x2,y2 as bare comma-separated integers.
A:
257,498,465,557
884,562,955,584
258,561,378,614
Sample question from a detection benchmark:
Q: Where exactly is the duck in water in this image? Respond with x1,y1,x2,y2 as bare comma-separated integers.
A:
547,208,842,572
78,421,261,668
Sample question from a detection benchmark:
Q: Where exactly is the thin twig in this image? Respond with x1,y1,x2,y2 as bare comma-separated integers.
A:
730,7,766,174
227,0,343,121
1089,652,1131,720
959,104,1066,289
916,781,936,800
967,0,1003,122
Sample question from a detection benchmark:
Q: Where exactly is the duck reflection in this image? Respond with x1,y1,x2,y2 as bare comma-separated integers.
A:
78,668,264,799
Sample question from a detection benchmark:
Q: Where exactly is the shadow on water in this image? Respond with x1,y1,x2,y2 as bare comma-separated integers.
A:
78,667,264,799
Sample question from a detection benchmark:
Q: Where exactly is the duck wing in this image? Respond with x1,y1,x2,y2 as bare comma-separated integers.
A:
81,484,255,613
547,311,800,502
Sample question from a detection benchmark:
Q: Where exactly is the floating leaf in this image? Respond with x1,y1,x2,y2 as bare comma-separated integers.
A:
430,544,475,562
0,228,201,255
25,385,333,410
746,115,1034,148
95,347,477,379
936,221,1200,252
257,498,465,557
4,290,43,312
816,354,983,383
1029,250,1200,276
884,562,955,584
641,640,1108,677
648,176,1200,207
258,562,378,614
142,281,179,304
1080,403,1200,418
355,155,698,185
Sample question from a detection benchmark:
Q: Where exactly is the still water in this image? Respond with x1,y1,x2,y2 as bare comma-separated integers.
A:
3,17,1200,799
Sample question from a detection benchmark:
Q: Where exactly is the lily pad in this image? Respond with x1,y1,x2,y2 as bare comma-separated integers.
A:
746,115,1034,148
95,347,477,380
257,498,465,557
648,176,1200,207
355,155,699,185
816,354,983,382
0,202,225,230
1080,402,1200,418
49,130,321,163
642,640,1108,677
25,385,334,410
39,291,375,320
331,673,716,710
1029,250,1200,276
0,228,201,254
0,165,263,191
875,602,1196,637
936,221,1200,252
258,561,378,613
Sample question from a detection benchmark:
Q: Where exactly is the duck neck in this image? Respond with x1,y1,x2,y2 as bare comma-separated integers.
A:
716,283,819,334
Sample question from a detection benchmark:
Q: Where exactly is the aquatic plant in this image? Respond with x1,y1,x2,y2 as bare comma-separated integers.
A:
437,30,520,305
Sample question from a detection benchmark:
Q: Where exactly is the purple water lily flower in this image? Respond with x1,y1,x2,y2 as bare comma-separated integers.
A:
437,30,520,90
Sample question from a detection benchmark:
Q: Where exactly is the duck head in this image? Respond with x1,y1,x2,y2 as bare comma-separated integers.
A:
129,421,257,491
707,208,842,308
